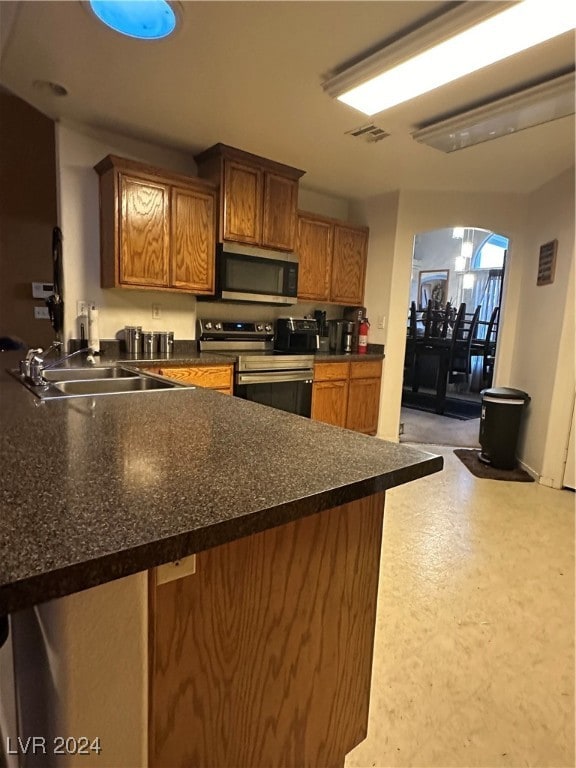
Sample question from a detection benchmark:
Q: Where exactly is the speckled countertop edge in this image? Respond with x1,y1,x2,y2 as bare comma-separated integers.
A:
1,354,439,615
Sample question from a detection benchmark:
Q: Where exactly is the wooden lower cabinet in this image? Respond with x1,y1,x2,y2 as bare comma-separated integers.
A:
312,359,382,435
145,364,233,395
346,377,382,434
311,379,349,428
149,492,386,768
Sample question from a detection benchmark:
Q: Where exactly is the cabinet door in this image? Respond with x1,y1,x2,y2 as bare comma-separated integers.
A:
297,216,333,302
262,173,298,251
346,378,381,435
154,365,233,391
223,160,262,244
311,379,349,428
120,174,170,287
330,224,368,306
171,186,216,293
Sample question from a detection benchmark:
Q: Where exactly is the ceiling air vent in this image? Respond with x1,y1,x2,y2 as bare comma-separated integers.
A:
345,123,390,143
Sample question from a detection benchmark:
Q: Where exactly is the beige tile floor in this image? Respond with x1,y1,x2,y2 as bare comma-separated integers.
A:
346,445,575,768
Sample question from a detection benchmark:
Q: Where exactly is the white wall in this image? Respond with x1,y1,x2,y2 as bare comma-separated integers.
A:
357,189,528,441
298,187,349,220
509,168,575,486
357,176,575,487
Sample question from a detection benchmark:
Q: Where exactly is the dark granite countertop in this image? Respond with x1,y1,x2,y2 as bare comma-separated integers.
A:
0,354,441,615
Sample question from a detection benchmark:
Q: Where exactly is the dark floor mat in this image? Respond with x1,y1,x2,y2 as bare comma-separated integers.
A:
454,449,535,482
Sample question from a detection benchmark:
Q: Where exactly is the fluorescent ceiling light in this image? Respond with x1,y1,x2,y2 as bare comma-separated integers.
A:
325,1,576,116
89,0,177,40
412,71,575,153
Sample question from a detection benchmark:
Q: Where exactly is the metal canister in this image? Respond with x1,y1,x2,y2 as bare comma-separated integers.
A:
157,331,170,358
142,331,158,360
125,326,142,358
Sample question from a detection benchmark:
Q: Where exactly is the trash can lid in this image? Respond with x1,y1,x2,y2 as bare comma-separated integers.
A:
481,387,530,402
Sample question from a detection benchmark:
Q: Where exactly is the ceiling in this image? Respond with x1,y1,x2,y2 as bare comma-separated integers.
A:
1,1,574,201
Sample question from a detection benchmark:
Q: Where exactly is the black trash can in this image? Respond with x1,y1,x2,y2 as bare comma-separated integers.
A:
479,387,530,469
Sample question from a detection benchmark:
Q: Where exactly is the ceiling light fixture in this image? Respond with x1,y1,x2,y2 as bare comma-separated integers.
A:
323,1,576,116
412,71,575,153
89,0,177,40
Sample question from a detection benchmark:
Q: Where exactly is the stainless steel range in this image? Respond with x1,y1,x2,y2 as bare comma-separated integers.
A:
197,319,316,417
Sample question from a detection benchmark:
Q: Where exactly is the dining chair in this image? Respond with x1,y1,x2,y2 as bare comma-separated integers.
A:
404,301,419,386
482,306,499,386
411,302,465,397
447,304,481,384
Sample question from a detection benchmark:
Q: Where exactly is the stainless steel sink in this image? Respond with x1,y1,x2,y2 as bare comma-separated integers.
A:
42,366,139,382
10,365,193,400
54,376,176,395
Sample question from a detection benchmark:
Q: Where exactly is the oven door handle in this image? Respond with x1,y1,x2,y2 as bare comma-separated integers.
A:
236,371,313,385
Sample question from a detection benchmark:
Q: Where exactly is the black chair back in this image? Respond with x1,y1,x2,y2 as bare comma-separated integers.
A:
448,305,480,383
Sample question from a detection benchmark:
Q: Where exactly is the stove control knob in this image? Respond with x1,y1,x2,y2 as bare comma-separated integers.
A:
204,321,213,330
256,324,264,332
265,324,273,332
215,322,222,331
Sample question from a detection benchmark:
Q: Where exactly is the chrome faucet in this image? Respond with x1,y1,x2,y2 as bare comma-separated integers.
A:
21,344,98,386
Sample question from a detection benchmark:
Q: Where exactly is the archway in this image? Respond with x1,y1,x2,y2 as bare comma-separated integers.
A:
401,226,507,444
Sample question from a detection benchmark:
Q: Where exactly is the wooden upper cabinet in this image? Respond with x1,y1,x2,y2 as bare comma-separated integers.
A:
120,175,170,287
171,185,215,293
331,224,369,306
95,155,217,294
297,212,369,306
296,215,332,302
223,161,262,244
195,144,305,252
262,173,299,250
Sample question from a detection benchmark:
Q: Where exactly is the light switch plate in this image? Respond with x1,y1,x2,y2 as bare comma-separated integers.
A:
34,306,50,320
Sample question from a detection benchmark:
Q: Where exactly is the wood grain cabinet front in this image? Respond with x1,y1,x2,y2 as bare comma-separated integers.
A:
195,143,304,252
145,364,234,395
297,211,368,306
346,360,383,435
312,359,382,435
95,155,217,294
149,492,386,768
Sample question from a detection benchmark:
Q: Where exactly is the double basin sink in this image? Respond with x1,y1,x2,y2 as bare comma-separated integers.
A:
15,366,190,400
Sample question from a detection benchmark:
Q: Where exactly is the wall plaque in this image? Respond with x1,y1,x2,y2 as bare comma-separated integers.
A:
537,240,557,286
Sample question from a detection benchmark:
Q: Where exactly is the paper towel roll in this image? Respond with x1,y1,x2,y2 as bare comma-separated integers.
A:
88,304,100,353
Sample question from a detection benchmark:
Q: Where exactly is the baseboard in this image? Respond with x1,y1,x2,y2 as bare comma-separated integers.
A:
518,458,541,483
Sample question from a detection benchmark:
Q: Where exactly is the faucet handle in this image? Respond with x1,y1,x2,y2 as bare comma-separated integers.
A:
20,348,43,378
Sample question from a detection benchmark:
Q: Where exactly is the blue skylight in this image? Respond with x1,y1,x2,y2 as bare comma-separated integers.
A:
89,0,177,40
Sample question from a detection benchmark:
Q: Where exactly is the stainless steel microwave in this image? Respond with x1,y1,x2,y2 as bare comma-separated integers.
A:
215,243,298,305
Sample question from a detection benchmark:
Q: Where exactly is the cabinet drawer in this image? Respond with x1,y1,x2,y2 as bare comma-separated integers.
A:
349,360,382,380
151,365,233,390
314,362,350,382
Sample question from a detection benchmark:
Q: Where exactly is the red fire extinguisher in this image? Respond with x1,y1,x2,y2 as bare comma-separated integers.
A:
358,318,370,353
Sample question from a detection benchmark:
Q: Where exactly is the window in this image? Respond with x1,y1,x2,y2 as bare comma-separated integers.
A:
473,233,508,270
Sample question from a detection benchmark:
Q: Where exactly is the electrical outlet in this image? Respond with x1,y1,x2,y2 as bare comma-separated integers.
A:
152,304,161,319
77,300,88,317
34,306,50,320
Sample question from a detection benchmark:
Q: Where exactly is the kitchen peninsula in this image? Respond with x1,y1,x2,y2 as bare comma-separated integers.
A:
0,359,442,767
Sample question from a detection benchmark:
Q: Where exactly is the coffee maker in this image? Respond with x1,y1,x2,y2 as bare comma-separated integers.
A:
327,319,355,353
344,306,367,353
342,321,354,353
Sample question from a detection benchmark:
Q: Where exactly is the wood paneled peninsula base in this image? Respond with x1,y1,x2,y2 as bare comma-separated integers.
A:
13,492,385,768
